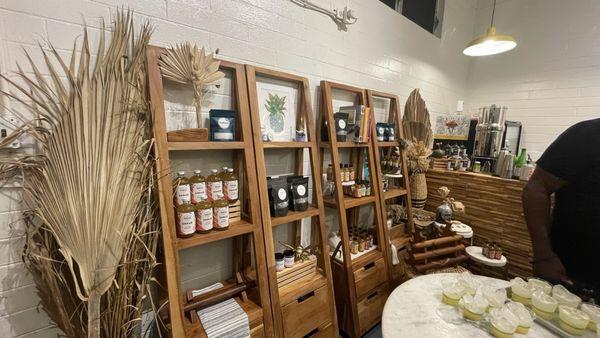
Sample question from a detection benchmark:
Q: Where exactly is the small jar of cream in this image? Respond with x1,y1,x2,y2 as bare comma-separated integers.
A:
275,252,285,272
283,250,295,268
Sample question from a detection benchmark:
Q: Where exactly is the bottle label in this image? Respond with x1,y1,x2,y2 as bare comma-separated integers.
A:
175,184,191,206
277,188,287,201
214,206,229,229
296,185,306,196
208,181,222,201
196,208,213,231
178,211,195,235
191,182,207,204
224,180,238,200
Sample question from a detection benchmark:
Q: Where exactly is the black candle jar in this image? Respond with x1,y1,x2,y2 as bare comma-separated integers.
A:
267,177,289,217
287,176,309,211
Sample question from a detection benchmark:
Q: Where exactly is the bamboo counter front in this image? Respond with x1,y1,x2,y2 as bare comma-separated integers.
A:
424,168,533,278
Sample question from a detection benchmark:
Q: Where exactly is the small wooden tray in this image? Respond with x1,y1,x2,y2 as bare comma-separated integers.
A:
167,128,208,142
276,255,317,288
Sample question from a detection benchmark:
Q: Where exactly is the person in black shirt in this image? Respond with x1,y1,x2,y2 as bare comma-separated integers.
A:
523,118,600,297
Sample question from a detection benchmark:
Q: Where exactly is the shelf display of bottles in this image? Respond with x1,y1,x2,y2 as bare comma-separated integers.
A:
173,169,239,238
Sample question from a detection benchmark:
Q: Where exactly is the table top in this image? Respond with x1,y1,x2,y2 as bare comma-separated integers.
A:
466,246,507,267
382,273,558,338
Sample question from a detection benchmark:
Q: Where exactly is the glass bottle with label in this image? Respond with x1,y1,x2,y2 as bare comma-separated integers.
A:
326,164,333,181
195,197,213,233
173,171,191,207
349,165,355,181
189,170,207,204
219,166,229,180
213,193,230,230
176,198,196,238
223,168,239,204
207,169,223,202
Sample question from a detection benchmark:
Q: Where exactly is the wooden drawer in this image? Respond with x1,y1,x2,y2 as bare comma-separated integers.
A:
250,323,264,338
300,322,334,338
354,257,386,298
357,284,388,335
282,285,331,338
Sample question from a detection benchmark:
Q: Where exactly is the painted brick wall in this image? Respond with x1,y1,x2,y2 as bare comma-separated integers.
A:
466,0,600,160
0,0,478,336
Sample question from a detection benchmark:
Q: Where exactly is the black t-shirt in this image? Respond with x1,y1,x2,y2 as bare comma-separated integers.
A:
537,118,600,286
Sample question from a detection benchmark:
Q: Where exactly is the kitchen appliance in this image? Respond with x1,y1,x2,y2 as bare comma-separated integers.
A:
474,105,507,158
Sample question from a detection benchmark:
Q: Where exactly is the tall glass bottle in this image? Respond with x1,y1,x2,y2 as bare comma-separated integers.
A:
223,168,239,204
173,171,191,206
189,169,207,204
195,197,213,233
207,169,223,202
176,198,196,238
212,193,230,230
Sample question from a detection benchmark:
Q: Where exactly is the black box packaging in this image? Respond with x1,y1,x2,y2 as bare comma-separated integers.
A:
287,176,309,211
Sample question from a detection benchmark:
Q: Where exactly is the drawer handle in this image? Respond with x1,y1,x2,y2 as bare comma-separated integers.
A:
303,328,319,337
298,291,315,303
363,262,376,271
367,291,379,301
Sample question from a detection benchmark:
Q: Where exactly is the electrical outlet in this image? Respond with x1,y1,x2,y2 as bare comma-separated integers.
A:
0,113,21,149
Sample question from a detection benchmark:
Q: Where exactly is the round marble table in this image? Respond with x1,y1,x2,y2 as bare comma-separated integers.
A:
382,273,558,338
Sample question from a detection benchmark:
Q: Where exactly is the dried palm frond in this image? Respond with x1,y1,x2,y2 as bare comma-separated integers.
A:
0,11,156,338
402,89,433,149
159,43,225,127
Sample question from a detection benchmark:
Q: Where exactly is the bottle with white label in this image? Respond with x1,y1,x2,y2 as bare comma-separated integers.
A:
206,169,223,202
189,170,207,204
195,197,213,233
223,168,239,204
173,171,191,207
213,193,230,230
176,198,196,238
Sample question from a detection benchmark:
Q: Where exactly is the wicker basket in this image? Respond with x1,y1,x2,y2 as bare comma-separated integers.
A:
409,155,430,209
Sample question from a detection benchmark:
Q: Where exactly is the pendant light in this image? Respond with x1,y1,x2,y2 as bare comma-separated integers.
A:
463,0,516,56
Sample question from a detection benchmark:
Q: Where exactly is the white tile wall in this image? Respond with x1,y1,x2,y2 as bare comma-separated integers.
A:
466,0,600,160
0,0,479,336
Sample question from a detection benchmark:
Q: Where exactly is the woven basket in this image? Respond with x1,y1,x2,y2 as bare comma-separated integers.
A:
410,173,427,209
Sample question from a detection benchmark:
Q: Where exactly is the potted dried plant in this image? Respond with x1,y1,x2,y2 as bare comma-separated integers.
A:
0,12,158,338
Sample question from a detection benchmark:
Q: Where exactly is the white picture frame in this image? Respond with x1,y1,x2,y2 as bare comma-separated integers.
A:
257,82,297,142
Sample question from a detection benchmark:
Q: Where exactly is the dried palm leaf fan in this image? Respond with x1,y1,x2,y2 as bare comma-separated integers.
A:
402,89,433,210
0,11,157,338
159,43,225,128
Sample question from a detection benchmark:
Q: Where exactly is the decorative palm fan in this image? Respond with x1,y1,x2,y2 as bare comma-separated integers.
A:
159,43,225,127
402,89,433,149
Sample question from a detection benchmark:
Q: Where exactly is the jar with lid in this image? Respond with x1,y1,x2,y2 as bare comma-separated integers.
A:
223,168,239,204
212,193,229,230
350,238,359,254
326,164,333,181
195,197,213,233
176,198,196,238
173,171,191,206
349,165,355,181
189,170,207,204
219,166,229,180
206,169,223,202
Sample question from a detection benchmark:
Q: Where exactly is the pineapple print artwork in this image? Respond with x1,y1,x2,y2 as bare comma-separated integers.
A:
265,93,287,133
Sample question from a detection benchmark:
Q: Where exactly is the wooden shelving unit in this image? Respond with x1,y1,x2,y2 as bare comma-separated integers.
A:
318,81,391,338
246,66,338,337
366,90,415,286
147,46,273,337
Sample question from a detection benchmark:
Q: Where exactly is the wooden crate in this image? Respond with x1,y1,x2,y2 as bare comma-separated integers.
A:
229,199,241,223
276,255,317,288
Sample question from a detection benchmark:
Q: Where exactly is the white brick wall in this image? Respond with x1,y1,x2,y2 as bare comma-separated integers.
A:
466,0,600,160
0,0,478,336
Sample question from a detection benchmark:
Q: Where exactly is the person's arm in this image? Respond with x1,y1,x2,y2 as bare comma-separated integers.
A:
522,167,566,283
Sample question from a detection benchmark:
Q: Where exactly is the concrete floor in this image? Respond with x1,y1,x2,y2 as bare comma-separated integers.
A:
340,324,382,338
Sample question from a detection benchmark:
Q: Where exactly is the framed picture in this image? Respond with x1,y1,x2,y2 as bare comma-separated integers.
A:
434,113,469,140
257,82,297,142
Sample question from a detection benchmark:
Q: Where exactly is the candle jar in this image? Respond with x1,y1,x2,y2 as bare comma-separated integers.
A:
358,237,365,252
283,250,295,268
275,252,285,271
350,239,359,254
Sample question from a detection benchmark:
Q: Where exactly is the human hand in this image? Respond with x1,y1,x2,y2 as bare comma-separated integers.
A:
533,255,567,284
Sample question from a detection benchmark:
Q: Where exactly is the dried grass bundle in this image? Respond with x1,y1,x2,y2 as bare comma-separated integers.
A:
158,43,225,127
0,11,158,338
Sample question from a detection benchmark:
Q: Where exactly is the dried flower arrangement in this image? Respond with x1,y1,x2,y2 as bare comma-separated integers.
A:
159,43,225,127
0,12,158,338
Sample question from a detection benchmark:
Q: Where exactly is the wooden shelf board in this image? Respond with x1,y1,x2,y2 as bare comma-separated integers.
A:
377,141,400,147
278,271,327,306
262,141,311,149
270,206,320,227
320,141,369,149
169,141,246,151
183,296,263,338
323,195,376,209
390,236,411,250
384,188,408,200
176,220,254,250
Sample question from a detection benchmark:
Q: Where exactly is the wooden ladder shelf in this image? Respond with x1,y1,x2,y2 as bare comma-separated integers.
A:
318,81,391,338
147,46,274,337
245,66,339,338
366,90,415,286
